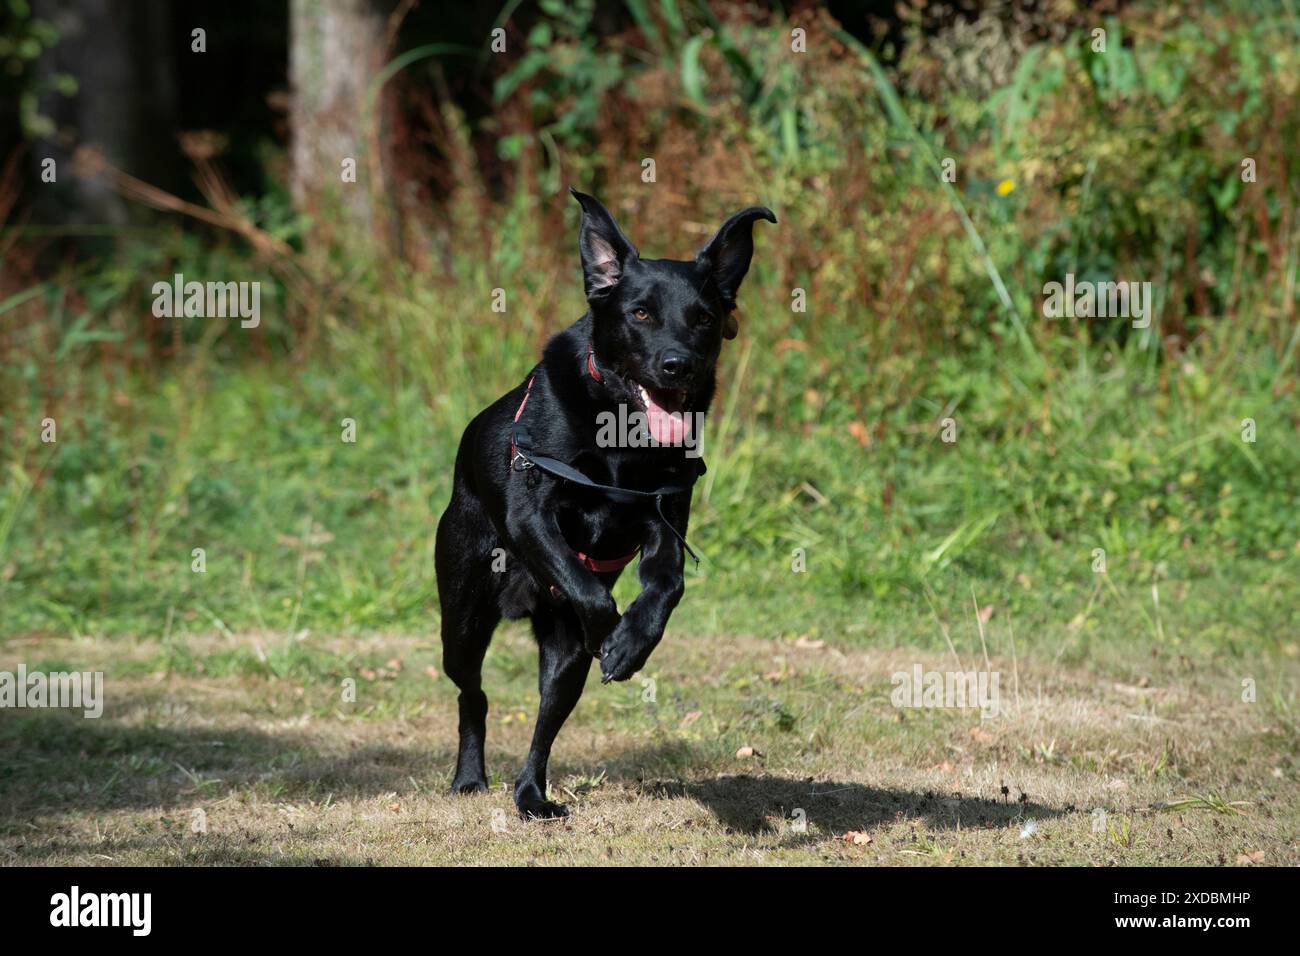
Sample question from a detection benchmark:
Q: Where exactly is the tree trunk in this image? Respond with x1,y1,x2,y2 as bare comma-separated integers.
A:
32,0,177,229
289,0,388,242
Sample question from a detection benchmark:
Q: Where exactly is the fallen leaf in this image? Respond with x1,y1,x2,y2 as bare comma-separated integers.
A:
840,831,872,845
679,710,702,729
794,634,826,650
736,746,762,759
1236,850,1265,865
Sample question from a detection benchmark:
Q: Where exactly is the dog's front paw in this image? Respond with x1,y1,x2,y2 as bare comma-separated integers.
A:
599,618,659,683
515,784,569,820
451,777,489,796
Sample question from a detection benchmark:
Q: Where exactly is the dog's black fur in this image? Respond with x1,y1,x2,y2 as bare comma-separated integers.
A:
435,189,774,818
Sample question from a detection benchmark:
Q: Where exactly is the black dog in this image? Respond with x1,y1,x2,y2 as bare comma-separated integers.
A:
435,189,774,818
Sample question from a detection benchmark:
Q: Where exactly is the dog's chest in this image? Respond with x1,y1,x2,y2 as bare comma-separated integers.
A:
552,450,674,551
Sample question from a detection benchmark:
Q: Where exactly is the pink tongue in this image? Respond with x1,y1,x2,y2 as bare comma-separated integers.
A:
644,391,691,445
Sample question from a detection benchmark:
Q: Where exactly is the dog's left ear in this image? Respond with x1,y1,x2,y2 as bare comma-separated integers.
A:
697,206,777,339
570,187,639,300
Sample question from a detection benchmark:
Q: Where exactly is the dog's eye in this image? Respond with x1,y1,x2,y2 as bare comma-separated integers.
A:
699,312,715,325
632,308,651,321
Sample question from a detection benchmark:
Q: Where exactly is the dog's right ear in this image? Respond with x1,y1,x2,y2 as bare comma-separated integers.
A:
570,187,638,300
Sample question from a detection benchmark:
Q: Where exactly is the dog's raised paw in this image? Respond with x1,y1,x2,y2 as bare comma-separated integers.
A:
599,647,643,683
599,628,653,683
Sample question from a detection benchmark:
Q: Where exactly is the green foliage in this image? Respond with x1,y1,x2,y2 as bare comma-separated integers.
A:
0,0,72,136
0,2,1296,668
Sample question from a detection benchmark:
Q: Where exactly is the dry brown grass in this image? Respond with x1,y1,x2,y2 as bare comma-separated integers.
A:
1,628,1295,866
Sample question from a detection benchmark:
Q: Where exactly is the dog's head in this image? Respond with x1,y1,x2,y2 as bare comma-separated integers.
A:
571,188,775,443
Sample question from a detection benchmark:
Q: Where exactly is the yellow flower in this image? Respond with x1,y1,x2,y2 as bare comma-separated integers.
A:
996,178,1016,196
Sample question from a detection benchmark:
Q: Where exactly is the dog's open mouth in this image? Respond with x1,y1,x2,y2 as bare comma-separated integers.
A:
631,381,692,445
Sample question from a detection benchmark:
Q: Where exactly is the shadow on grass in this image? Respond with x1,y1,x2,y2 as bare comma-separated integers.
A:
2,708,1068,858
564,739,1070,838
643,774,1067,838
0,708,457,822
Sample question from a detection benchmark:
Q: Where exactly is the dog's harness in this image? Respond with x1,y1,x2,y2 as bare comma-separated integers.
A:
509,342,703,573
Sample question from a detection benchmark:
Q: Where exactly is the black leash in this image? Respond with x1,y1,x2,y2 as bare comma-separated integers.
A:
511,412,705,567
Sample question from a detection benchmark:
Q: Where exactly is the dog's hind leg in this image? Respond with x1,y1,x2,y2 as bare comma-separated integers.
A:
515,605,593,818
442,590,499,795
437,491,502,796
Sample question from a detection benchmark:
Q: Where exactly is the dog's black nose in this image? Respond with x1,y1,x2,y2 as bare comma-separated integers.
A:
661,350,692,382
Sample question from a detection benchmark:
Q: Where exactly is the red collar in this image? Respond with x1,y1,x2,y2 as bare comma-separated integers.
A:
572,549,637,573
510,341,603,461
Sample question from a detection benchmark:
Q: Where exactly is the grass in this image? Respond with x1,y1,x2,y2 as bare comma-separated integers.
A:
3,322,1297,646
2,266,1296,866
1,620,1295,866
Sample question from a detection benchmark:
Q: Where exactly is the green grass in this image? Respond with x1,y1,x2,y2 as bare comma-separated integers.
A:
2,307,1295,866
3,0,1295,654
3,310,1294,865
2,321,1295,660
